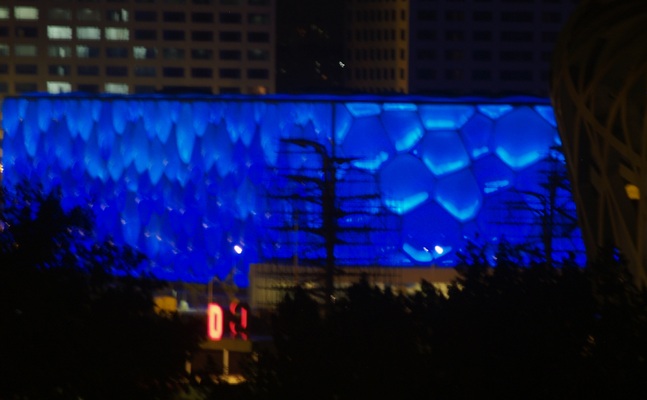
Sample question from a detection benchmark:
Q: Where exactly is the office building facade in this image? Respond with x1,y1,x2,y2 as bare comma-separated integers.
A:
0,0,275,98
344,0,578,97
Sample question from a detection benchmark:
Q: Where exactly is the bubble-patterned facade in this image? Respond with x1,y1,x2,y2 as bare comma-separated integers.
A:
1,94,584,285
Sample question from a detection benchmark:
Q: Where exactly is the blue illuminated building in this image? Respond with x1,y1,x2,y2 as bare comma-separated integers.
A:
1,94,584,285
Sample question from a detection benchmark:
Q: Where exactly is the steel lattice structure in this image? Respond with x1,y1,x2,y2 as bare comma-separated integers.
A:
551,0,647,283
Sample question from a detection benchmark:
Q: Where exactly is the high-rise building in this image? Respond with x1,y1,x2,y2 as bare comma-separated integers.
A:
0,0,275,99
344,0,578,97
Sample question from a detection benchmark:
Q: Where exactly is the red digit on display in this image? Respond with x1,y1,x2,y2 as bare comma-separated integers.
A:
207,303,224,341
229,301,249,340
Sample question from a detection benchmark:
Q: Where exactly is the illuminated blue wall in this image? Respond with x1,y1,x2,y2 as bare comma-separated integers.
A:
1,94,584,285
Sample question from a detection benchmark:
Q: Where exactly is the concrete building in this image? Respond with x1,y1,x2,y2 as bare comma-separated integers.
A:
344,0,578,97
0,0,275,99
551,0,647,284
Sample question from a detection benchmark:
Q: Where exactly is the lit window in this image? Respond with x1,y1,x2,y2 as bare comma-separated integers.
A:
48,65,70,76
77,9,101,21
625,184,640,200
105,27,129,40
47,81,72,94
247,49,268,60
248,13,269,24
107,9,128,22
192,49,213,60
14,6,38,20
48,26,73,40
133,46,157,59
0,7,9,20
135,67,156,77
163,48,184,60
48,45,72,58
105,83,129,94
76,45,100,58
15,45,37,57
77,27,101,40
48,8,72,20
0,44,9,56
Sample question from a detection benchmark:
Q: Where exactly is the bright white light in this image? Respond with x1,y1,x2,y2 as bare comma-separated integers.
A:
233,245,243,254
434,245,444,255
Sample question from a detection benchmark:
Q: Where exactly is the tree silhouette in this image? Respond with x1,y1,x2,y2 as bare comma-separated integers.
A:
247,243,647,400
0,184,201,400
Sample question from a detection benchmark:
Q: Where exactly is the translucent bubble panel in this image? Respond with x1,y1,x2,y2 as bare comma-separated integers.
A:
1,94,585,284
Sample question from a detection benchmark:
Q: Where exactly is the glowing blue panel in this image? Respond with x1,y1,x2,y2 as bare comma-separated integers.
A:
23,104,40,157
193,101,210,137
37,99,52,132
341,115,394,170
383,103,417,112
477,191,537,245
460,113,493,159
379,154,434,215
493,107,556,170
402,202,460,263
477,104,513,120
112,100,129,134
472,156,515,194
416,130,470,176
1,94,584,284
534,105,557,127
419,105,474,130
334,103,353,144
381,109,424,152
2,98,21,133
346,102,381,117
434,169,482,222
154,101,174,143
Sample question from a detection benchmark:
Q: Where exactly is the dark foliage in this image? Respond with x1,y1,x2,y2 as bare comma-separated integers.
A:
246,242,647,400
0,184,202,400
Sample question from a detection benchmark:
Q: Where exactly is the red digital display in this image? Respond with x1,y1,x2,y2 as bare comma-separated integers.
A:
207,301,249,341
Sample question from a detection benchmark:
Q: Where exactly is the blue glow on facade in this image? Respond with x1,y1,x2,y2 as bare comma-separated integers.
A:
1,94,585,285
